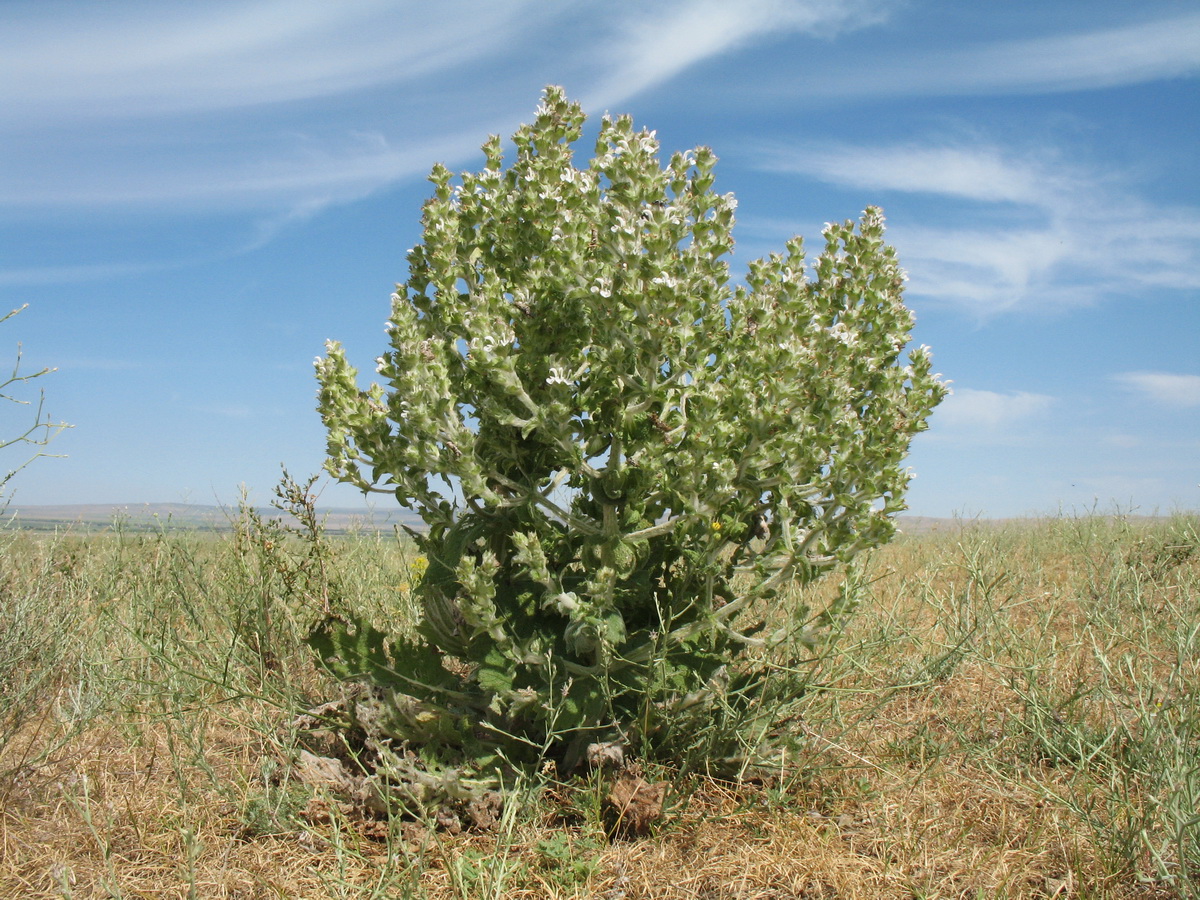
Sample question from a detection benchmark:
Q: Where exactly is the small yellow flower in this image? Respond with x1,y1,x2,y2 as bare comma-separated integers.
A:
711,520,722,531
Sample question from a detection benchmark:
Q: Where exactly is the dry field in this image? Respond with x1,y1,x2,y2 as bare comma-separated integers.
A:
1,511,1196,898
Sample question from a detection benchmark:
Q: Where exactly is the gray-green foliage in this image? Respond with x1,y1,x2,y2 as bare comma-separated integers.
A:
312,87,946,773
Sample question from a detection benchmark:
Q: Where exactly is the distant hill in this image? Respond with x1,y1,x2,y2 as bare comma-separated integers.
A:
3,501,424,535
20,505,1174,538
7,502,984,537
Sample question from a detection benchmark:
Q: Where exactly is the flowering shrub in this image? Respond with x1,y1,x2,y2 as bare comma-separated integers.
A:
311,87,945,778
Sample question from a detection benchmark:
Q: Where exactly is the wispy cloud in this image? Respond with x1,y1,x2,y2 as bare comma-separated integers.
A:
2,0,891,265
1102,433,1144,449
935,387,1055,433
0,261,178,288
940,11,1200,94
5,129,478,212
1,1,533,125
794,11,1200,98
582,0,890,110
0,0,560,230
761,143,1076,205
1113,372,1200,408
756,138,1200,314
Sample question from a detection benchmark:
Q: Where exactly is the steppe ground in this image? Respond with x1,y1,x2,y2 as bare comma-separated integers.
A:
1,511,1196,898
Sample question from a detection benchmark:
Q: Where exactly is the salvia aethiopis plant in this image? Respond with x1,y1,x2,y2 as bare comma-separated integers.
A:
311,86,946,782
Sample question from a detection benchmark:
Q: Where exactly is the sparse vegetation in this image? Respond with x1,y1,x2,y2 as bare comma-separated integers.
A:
2,510,1197,898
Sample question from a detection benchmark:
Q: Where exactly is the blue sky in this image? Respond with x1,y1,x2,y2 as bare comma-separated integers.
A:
2,0,1198,518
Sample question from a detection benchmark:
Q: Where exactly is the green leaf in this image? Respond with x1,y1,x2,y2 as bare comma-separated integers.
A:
475,644,516,695
306,615,459,699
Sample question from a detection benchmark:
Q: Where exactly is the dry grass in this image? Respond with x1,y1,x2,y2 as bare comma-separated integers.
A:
1,513,1196,898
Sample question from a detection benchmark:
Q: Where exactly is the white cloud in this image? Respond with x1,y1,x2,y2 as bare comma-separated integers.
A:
0,0,543,217
0,0,891,235
582,0,890,110
1102,433,1144,449
1113,372,1200,408
0,260,177,287
891,223,1084,313
5,129,477,212
934,387,1054,433
760,143,1068,205
0,0,895,140
756,139,1200,314
795,11,1200,98
949,12,1200,94
0,1,532,125
1,3,541,224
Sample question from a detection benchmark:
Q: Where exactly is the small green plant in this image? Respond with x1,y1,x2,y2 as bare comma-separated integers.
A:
238,758,309,838
534,831,603,890
1,304,69,500
311,87,945,791
1,305,72,775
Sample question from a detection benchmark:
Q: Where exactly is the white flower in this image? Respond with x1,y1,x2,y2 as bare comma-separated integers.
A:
827,322,858,348
553,592,580,614
546,366,571,386
472,334,500,357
